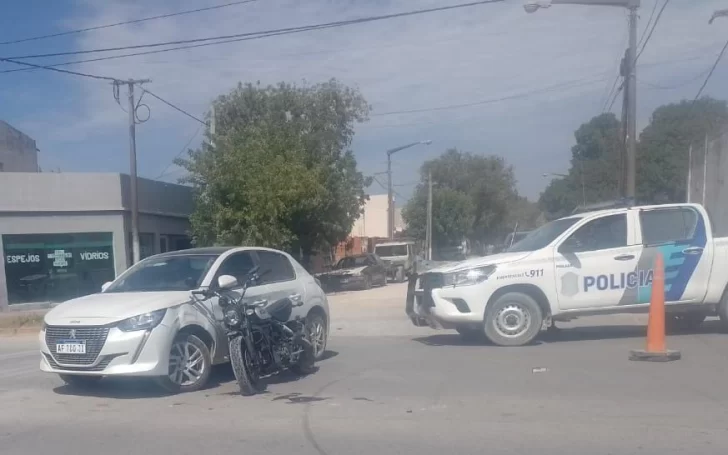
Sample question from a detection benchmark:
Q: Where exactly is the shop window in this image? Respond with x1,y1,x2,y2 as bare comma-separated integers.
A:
3,232,115,305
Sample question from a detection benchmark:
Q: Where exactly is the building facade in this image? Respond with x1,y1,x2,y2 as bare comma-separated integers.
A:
0,173,193,310
349,194,404,239
0,121,39,172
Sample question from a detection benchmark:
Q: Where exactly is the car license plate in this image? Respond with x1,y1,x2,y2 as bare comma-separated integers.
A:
56,340,86,354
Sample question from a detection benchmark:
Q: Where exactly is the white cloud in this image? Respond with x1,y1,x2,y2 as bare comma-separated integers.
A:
20,0,728,199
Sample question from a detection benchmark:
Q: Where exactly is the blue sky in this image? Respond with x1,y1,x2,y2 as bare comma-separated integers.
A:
2,0,728,202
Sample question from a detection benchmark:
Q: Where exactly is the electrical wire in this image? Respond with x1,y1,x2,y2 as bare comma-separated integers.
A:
606,82,624,112
371,175,405,200
636,0,659,51
142,88,207,125
2,1,505,61
372,74,607,117
0,1,258,46
0,56,119,81
693,37,728,102
156,125,203,180
636,0,669,61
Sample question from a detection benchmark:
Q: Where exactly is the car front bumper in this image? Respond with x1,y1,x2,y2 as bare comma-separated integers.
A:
39,323,174,377
405,274,488,329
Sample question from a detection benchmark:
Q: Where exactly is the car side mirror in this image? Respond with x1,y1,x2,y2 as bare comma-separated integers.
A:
217,274,239,290
101,282,112,292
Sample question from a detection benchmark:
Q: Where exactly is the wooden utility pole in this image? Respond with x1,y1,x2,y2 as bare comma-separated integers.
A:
426,170,433,261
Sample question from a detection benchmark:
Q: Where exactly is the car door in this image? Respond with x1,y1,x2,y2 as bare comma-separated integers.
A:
637,206,711,304
200,251,268,359
254,250,306,321
554,212,642,310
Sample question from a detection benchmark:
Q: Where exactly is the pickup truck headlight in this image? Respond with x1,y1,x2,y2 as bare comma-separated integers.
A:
117,309,167,332
448,265,496,287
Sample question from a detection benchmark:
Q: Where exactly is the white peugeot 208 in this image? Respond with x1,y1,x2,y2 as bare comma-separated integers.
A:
39,246,330,393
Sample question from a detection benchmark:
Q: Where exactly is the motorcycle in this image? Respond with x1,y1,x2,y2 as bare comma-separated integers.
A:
194,267,316,396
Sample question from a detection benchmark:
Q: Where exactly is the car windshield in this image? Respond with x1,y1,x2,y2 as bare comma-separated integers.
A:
336,256,368,269
105,254,218,293
374,245,408,257
507,218,581,253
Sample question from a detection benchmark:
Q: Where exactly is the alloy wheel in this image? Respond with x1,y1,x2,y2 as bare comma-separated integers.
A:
168,339,206,386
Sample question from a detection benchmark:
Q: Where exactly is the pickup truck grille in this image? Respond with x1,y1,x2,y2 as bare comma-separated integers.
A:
45,326,110,366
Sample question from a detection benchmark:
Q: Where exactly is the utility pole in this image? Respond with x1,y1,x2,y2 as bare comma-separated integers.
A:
619,48,629,198
626,4,638,200
120,78,152,265
426,170,433,261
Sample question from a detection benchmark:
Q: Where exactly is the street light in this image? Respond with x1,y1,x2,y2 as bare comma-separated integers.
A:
525,0,640,202
709,9,728,24
387,140,432,239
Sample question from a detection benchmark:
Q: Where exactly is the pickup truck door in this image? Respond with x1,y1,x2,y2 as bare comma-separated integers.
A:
636,206,712,304
554,211,642,310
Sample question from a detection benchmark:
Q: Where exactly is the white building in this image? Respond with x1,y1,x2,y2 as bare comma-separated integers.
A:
350,194,404,239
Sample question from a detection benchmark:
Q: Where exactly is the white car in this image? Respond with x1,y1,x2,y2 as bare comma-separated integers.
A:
407,203,728,346
40,247,330,393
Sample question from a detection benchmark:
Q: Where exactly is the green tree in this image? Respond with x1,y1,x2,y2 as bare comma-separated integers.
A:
638,98,728,203
403,148,533,249
177,79,371,266
539,98,728,218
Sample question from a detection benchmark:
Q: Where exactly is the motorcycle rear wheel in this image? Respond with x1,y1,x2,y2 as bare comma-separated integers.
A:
229,336,261,396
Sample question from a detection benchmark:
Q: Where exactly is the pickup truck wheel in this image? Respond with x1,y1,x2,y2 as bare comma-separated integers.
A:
483,292,543,347
719,294,728,330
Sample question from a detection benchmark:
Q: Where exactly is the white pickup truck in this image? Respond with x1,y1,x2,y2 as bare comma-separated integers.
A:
406,203,728,346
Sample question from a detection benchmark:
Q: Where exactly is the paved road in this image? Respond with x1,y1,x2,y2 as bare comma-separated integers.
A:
2,283,728,455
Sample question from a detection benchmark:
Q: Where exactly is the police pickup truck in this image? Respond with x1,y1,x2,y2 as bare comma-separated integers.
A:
406,203,728,346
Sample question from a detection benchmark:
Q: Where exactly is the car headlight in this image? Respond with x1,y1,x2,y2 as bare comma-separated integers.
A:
117,309,167,332
224,309,241,327
447,265,496,287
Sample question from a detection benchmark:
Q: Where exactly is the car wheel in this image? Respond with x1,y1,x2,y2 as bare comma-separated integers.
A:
456,325,485,342
59,374,102,388
155,333,212,394
306,311,328,361
483,292,543,347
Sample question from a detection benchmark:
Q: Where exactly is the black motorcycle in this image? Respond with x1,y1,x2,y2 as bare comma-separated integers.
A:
200,267,316,396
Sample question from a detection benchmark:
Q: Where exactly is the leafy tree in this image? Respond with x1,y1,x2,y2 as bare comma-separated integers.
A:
539,98,728,217
638,98,728,203
403,148,536,249
177,79,371,266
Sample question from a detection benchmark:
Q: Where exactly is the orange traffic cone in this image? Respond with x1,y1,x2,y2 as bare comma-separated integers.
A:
629,252,681,362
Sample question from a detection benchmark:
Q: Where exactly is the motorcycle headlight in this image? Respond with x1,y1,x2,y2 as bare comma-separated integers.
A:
448,265,496,287
117,309,167,332
224,309,241,327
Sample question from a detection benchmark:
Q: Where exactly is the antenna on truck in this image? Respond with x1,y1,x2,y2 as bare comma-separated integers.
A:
508,222,519,249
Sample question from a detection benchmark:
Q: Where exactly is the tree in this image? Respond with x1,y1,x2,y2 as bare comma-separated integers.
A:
403,148,535,250
539,98,728,218
539,113,621,219
638,98,728,203
177,79,371,266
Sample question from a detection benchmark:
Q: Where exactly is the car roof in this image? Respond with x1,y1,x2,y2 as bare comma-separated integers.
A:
153,246,293,259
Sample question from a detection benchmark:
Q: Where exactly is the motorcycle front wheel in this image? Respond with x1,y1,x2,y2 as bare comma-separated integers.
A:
229,335,261,396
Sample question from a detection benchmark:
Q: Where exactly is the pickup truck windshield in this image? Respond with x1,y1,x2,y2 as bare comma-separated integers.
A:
105,254,219,293
507,217,581,253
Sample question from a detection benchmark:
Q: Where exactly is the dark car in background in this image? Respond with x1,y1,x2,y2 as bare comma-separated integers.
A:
315,253,387,292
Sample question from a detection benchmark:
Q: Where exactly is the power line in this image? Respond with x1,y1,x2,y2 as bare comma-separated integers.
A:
3,1,505,61
372,74,607,117
372,175,405,200
636,0,669,61
142,88,207,125
693,37,728,102
606,82,624,112
156,125,203,180
0,56,119,81
636,0,659,50
0,0,258,46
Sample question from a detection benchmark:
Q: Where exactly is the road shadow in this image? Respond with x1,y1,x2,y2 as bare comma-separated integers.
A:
413,320,726,347
317,350,339,361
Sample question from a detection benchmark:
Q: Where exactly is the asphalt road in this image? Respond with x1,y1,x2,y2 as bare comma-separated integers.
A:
3,283,728,455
